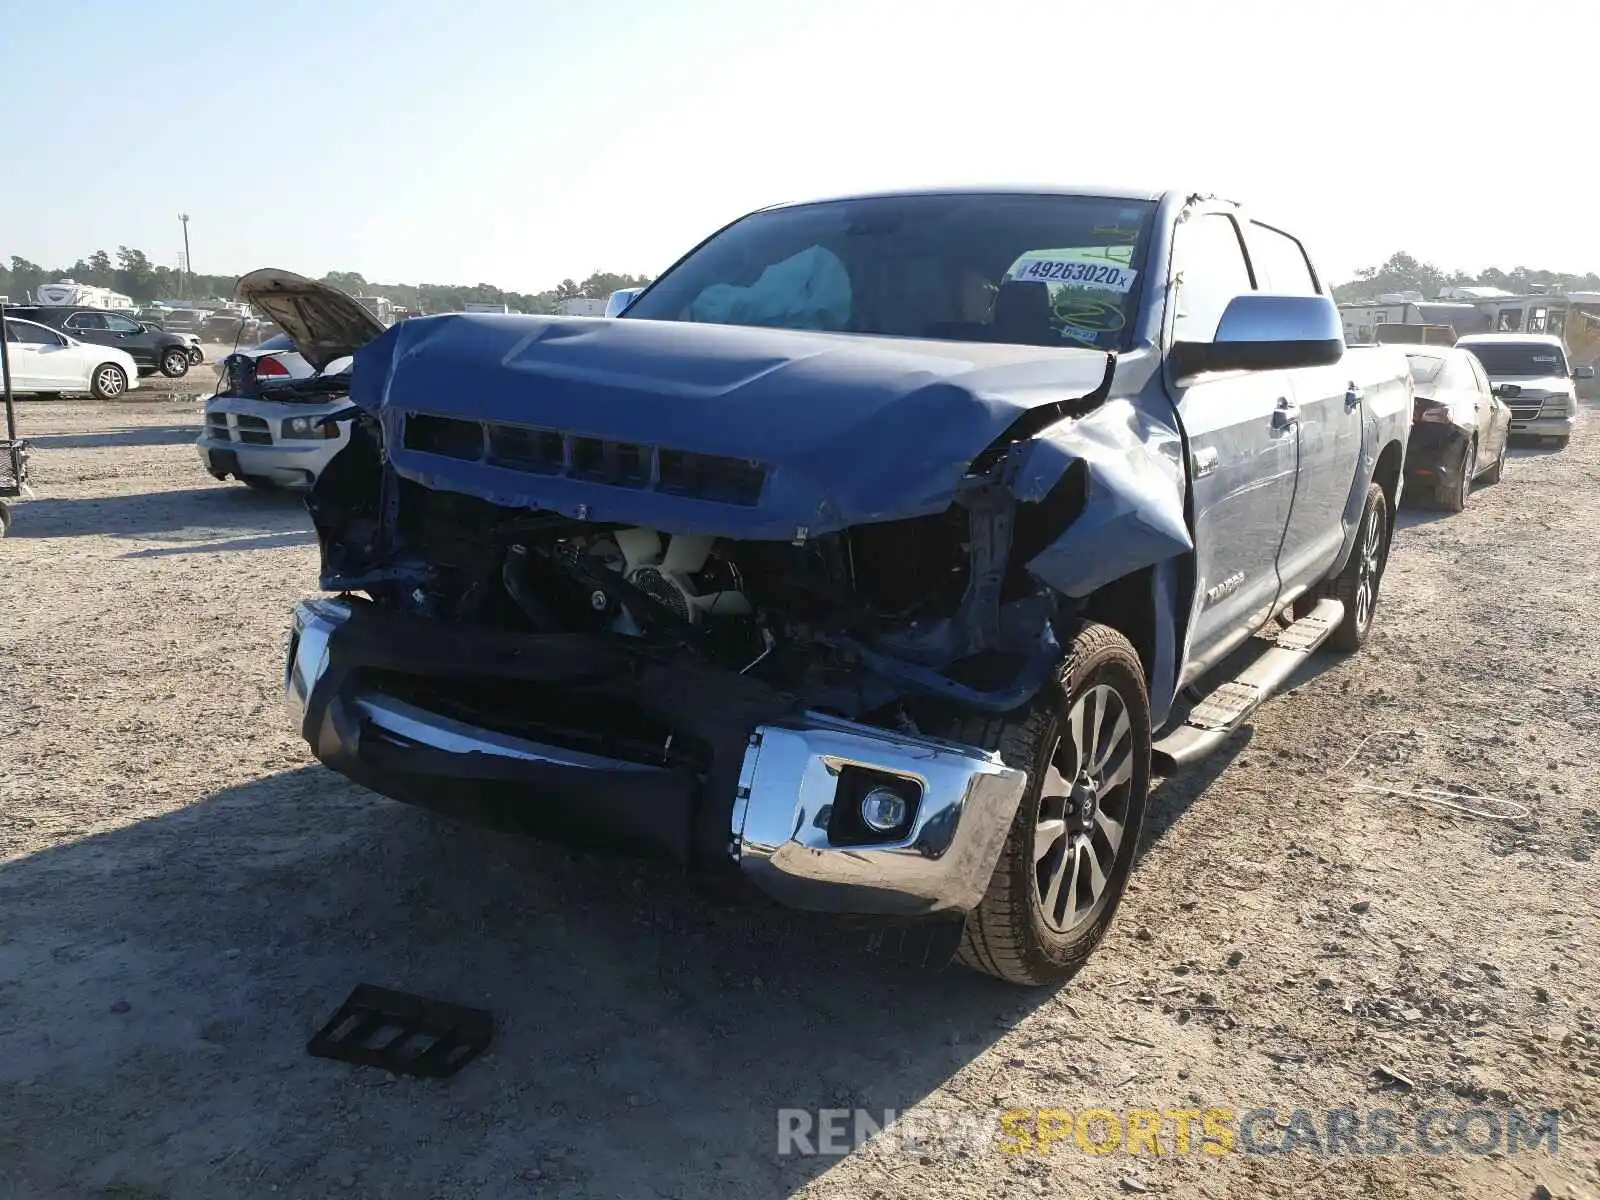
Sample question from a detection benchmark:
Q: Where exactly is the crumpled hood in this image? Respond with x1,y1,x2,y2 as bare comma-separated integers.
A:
351,313,1112,539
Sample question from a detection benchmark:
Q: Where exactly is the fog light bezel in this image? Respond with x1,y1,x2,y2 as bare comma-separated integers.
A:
826,765,923,846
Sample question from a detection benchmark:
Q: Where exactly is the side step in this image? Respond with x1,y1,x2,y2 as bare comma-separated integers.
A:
1152,597,1344,773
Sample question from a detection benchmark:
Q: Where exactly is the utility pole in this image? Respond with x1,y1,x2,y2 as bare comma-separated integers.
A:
178,213,191,298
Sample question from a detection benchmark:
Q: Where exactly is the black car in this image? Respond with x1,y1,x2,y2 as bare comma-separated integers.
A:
6,307,191,378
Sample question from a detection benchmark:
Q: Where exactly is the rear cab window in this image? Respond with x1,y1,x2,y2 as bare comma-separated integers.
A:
1245,222,1320,294
1169,212,1255,342
1405,354,1446,385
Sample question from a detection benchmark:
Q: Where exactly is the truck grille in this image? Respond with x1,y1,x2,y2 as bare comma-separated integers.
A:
402,413,768,507
235,415,272,444
206,413,274,445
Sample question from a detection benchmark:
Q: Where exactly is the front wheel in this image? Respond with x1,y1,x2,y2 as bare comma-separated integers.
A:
1316,482,1390,652
90,363,128,400
159,348,190,378
949,622,1151,987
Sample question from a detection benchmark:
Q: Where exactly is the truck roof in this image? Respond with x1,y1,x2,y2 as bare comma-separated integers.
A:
759,184,1176,212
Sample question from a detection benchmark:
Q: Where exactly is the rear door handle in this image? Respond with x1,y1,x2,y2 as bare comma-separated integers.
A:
1272,398,1300,430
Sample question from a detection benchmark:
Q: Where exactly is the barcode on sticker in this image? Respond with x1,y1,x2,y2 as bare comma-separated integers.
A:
1006,257,1137,293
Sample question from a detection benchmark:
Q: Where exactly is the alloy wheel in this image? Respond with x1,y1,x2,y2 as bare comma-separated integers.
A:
1033,682,1136,933
1353,502,1383,631
97,367,124,397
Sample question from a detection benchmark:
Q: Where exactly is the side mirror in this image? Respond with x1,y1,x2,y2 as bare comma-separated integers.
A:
1494,383,1521,399
1574,365,1595,380
605,287,643,317
1171,294,1345,379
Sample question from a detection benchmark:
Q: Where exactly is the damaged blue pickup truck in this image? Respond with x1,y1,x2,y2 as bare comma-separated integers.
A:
273,187,1412,986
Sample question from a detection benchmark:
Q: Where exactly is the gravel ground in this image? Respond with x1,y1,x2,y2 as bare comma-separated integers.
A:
0,392,1596,1200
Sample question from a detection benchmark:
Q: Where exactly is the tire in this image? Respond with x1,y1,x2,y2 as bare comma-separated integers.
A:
1435,440,1474,512
1480,437,1507,485
1315,482,1389,653
943,622,1152,988
90,363,128,400
1549,436,1570,450
241,476,278,491
158,348,190,378
188,347,204,366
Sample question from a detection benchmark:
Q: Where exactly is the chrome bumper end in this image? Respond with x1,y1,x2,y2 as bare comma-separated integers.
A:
286,599,1026,917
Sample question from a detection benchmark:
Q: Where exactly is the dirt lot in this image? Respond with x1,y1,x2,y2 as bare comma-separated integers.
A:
0,392,1596,1200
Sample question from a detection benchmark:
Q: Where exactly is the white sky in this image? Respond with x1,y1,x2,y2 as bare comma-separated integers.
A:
2,0,1595,289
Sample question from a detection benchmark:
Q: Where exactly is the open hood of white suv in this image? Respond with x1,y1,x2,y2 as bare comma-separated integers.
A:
235,268,387,370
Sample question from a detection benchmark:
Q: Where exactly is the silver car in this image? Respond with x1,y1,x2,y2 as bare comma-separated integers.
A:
196,272,385,490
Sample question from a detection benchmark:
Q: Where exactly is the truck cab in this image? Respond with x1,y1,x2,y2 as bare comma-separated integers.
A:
274,187,1411,987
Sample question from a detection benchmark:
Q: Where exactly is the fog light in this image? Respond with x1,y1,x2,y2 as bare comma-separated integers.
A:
859,787,909,834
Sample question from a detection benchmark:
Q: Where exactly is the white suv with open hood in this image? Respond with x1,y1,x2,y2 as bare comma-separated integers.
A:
196,270,385,490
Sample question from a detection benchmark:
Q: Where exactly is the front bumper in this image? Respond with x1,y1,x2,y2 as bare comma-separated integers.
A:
286,598,1027,917
1508,411,1575,439
198,398,349,488
197,435,340,488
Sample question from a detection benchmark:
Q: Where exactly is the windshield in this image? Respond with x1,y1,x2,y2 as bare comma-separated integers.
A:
1406,354,1446,385
624,193,1157,350
1462,342,1569,377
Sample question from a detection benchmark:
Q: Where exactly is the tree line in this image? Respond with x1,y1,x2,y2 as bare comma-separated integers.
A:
5,244,1596,314
1332,252,1600,303
0,248,651,315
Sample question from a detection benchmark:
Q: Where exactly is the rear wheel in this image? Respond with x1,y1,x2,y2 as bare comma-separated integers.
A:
944,622,1151,988
159,348,190,378
187,347,204,366
90,363,128,400
1315,482,1389,652
1549,436,1570,450
1435,440,1474,512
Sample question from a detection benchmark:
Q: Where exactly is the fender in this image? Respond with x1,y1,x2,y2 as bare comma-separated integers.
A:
1004,394,1194,727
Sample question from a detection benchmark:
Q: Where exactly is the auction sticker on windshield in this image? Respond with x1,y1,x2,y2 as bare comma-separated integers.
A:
1004,248,1138,294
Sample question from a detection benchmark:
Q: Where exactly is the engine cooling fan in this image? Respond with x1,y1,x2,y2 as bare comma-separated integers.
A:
612,528,750,624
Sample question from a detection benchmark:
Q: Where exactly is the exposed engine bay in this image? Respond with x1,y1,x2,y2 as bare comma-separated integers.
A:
309,412,1089,726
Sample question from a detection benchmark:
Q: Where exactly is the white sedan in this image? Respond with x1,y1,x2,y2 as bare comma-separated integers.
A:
3,317,141,398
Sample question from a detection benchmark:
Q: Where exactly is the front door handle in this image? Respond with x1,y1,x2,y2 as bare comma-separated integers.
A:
1345,382,1364,408
1192,446,1220,478
1272,398,1300,430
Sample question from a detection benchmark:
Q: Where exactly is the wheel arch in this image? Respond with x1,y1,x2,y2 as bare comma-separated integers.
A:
1077,557,1187,730
1372,438,1403,535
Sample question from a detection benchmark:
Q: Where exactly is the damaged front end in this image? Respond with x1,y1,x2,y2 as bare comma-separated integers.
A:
287,312,1188,917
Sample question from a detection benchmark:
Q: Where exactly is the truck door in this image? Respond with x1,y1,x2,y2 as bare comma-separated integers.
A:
1246,221,1364,595
1167,212,1297,683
